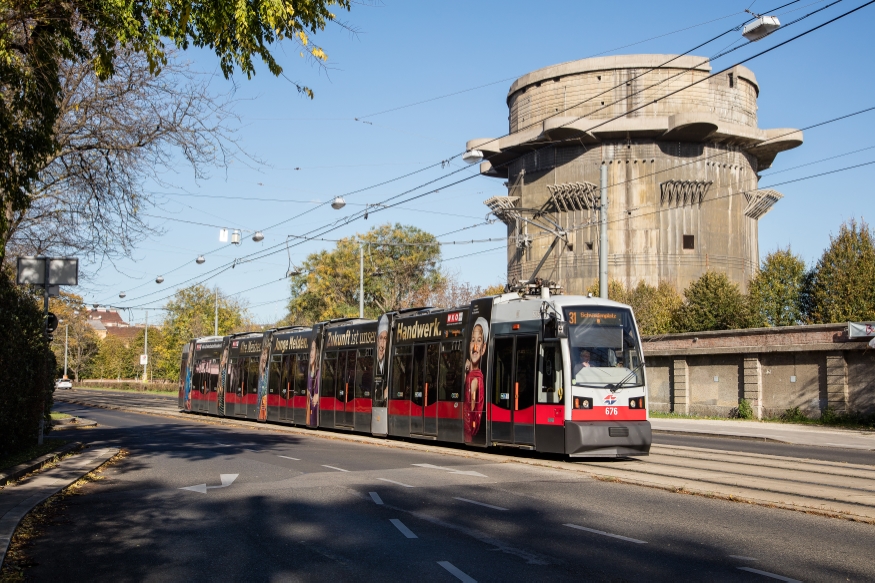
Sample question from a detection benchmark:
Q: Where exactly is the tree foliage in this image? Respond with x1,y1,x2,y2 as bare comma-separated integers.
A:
0,267,55,457
0,0,351,259
287,224,444,323
585,279,682,335
673,271,755,333
748,248,808,327
807,219,875,323
411,274,506,310
48,292,99,381
4,45,243,261
157,285,248,380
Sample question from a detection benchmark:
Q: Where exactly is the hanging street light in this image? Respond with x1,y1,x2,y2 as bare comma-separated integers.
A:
252,231,265,242
462,149,484,164
331,196,346,210
196,255,206,264
156,275,164,284
742,11,780,41
118,292,126,299
231,229,242,245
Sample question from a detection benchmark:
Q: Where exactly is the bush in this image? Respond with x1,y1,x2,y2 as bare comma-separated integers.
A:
736,399,753,419
0,268,56,458
780,406,808,422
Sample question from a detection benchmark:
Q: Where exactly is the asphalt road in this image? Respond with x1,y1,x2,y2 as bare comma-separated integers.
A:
19,401,875,582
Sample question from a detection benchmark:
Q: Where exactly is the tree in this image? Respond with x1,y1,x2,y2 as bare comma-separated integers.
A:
410,274,507,309
673,271,755,332
90,334,140,380
48,292,99,381
807,219,875,323
748,248,808,327
585,279,682,335
287,224,444,323
4,45,242,261
0,0,351,260
156,285,248,381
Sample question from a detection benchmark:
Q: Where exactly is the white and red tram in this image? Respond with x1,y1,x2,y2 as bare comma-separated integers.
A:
180,290,651,457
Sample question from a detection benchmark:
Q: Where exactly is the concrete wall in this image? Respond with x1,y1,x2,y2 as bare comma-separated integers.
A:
643,324,875,418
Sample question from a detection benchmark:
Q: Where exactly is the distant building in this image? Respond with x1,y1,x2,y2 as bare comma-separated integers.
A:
87,307,146,341
467,55,802,293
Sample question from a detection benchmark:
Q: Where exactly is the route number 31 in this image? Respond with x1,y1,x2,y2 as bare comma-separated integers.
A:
605,407,618,415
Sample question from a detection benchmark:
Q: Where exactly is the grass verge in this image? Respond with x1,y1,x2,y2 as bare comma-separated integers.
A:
49,412,71,421
650,409,875,431
0,440,69,474
75,385,176,396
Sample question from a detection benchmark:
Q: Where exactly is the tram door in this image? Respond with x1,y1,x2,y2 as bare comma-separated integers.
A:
410,343,439,435
491,335,537,445
338,349,357,428
293,355,309,426
279,355,293,422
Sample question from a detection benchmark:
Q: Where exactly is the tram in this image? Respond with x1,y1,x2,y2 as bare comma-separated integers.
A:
179,287,651,457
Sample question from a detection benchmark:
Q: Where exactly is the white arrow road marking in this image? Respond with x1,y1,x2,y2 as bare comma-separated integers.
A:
322,465,349,472
411,463,487,478
437,561,477,583
180,474,239,494
454,497,507,511
278,455,300,461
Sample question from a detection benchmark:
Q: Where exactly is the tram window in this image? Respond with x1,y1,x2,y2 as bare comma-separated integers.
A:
281,355,293,399
493,337,514,408
392,345,412,400
209,358,219,391
425,344,439,406
356,348,374,399
439,341,463,401
246,358,260,395
268,356,281,395
322,352,338,402
538,344,564,404
295,356,309,396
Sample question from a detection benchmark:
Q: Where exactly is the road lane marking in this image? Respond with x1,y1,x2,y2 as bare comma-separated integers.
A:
563,524,646,544
412,463,487,478
369,492,384,505
322,465,349,472
729,555,758,561
824,443,874,450
390,519,418,539
737,567,801,582
378,478,415,488
278,455,300,461
454,497,508,511
437,561,477,582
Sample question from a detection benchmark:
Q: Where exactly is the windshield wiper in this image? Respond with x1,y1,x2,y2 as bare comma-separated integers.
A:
608,362,646,392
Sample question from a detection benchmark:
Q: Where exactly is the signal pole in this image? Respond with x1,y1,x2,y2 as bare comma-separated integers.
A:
599,163,608,299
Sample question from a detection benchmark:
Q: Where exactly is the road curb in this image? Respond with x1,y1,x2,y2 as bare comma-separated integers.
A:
651,429,790,444
0,442,83,487
0,446,119,570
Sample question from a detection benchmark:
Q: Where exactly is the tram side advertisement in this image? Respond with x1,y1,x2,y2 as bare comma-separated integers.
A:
465,297,493,446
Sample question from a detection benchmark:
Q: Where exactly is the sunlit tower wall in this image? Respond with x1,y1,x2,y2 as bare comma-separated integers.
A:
467,55,803,294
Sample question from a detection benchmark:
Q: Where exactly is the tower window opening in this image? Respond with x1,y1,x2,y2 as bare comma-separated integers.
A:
585,242,594,251
683,235,695,250
728,73,735,88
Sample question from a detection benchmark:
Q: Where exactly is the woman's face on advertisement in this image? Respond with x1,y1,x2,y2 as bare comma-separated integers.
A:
470,325,484,366
309,339,317,360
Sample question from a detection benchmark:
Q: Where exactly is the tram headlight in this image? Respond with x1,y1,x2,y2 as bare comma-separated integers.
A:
628,397,645,409
573,397,593,410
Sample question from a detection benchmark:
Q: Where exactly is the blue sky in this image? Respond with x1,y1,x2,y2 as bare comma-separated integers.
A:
84,1,875,325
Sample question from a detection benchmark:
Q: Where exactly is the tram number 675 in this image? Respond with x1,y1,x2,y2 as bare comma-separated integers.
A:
605,407,618,416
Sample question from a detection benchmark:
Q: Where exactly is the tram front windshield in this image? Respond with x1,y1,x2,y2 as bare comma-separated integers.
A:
564,307,643,388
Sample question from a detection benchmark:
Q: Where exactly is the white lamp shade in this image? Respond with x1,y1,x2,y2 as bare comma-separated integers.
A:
462,149,484,164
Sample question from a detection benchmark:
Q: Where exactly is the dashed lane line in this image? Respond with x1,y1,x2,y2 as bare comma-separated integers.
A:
437,561,477,582
729,555,758,561
322,465,349,472
369,492,384,505
377,478,415,488
278,455,300,460
454,497,508,511
737,567,801,582
563,524,647,544
389,519,418,539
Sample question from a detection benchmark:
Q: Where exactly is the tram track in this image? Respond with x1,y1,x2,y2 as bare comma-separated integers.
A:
57,388,875,523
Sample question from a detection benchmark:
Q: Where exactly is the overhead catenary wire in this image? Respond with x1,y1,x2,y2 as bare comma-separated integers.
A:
105,2,864,307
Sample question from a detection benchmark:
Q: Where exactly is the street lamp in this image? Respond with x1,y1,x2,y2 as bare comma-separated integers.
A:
155,275,164,284
462,149,484,164
252,231,264,242
742,11,780,41
196,255,206,264
331,196,346,210
118,292,126,299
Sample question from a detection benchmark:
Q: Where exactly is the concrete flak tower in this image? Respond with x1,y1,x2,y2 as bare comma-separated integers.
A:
467,55,802,294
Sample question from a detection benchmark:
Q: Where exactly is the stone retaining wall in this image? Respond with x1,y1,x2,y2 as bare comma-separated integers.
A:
642,323,875,418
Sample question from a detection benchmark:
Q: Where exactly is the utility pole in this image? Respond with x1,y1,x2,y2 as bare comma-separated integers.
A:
214,287,219,336
599,162,609,299
359,243,364,318
143,310,148,382
64,322,69,379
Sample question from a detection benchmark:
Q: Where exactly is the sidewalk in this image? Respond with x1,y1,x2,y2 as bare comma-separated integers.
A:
650,417,875,450
0,446,119,568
